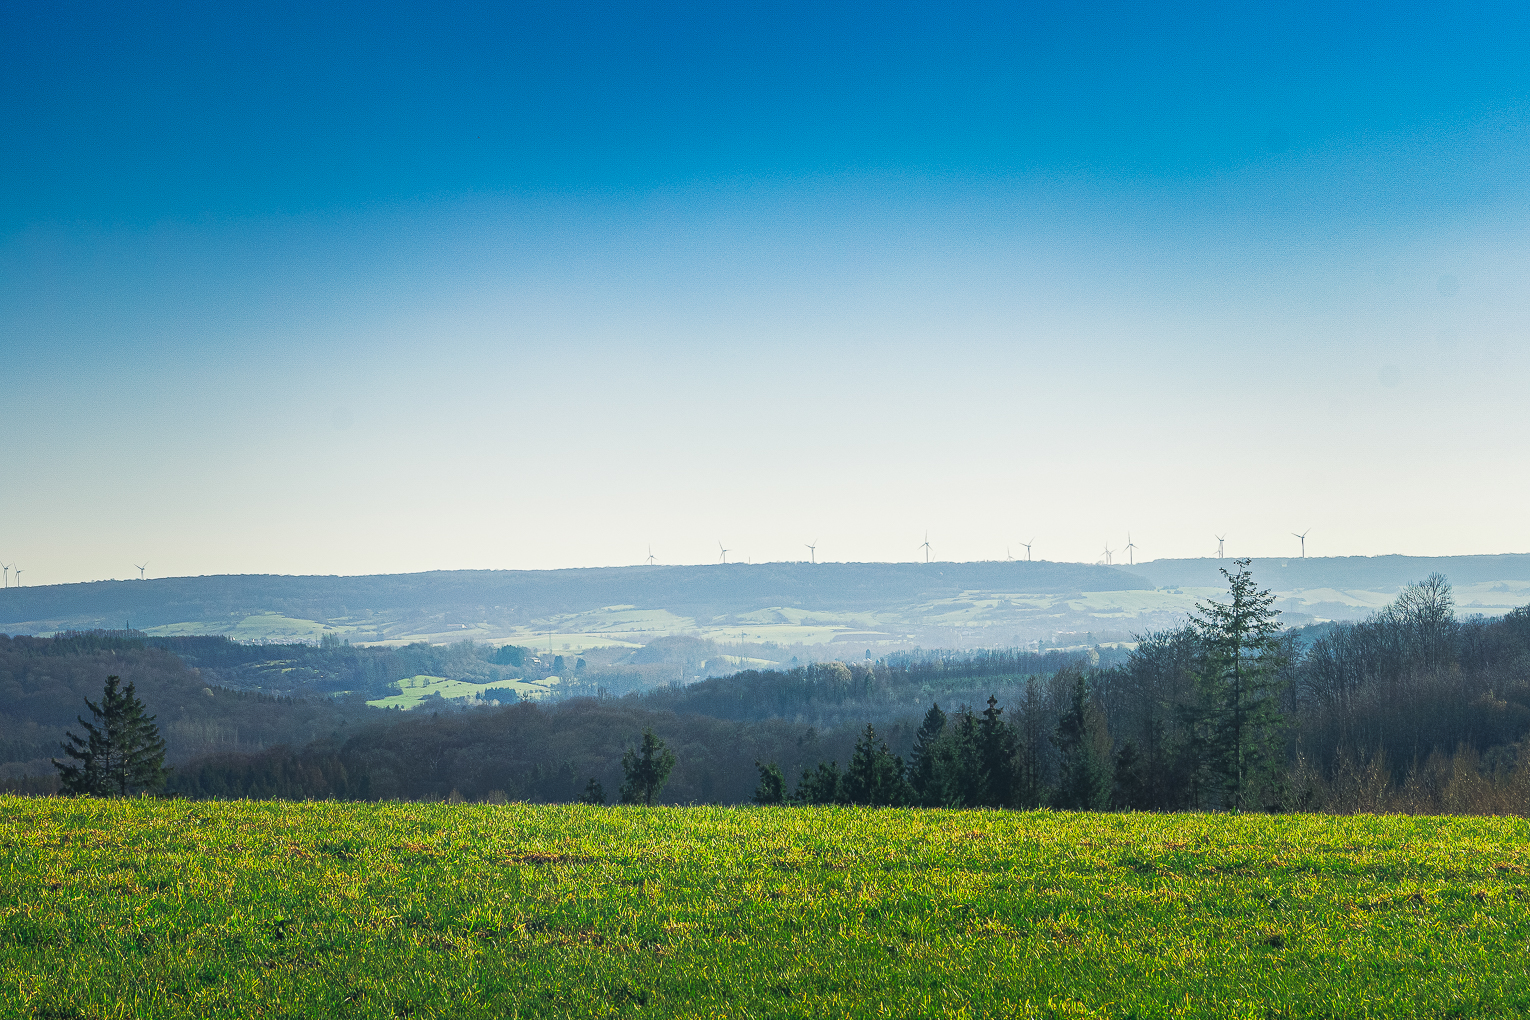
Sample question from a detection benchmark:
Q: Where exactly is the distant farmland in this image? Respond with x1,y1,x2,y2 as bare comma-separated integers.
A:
4,557,1528,660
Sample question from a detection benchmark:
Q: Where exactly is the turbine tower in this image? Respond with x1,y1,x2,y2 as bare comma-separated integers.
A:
1124,534,1137,566
1021,539,1033,562
135,562,148,580
805,540,817,564
645,545,656,566
1292,530,1309,558
1215,534,1226,559
919,531,933,563
718,542,729,564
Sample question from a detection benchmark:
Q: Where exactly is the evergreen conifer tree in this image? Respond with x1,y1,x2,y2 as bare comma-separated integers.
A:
977,695,1019,807
843,724,909,806
907,702,947,806
752,761,786,805
1014,675,1050,808
792,760,844,805
618,729,676,805
1052,671,1113,810
939,708,985,808
1191,558,1288,809
54,675,168,796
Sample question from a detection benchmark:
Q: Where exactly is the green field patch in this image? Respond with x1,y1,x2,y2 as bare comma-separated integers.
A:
0,802,1526,1018
538,606,696,634
703,622,850,645
365,674,554,710
1277,586,1396,610
142,612,340,642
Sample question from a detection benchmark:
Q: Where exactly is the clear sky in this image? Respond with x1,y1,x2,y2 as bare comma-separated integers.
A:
4,2,1528,584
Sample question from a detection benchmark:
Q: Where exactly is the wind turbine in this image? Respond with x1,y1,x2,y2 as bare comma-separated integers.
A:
1124,534,1137,566
919,532,933,563
1021,539,1033,562
805,540,817,564
717,542,729,564
12,568,20,587
135,562,148,580
1215,534,1226,559
1,563,9,588
645,545,656,566
1292,530,1309,558
1006,546,1013,562
1102,543,1113,565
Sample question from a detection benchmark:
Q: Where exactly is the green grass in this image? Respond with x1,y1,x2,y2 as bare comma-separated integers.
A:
3,800,1528,1019
364,674,552,710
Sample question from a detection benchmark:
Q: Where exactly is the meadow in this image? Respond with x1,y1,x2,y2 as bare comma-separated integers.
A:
364,674,555,710
1,800,1527,1019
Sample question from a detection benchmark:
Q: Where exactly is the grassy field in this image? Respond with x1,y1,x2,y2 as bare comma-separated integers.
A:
1,800,1527,1019
364,674,552,710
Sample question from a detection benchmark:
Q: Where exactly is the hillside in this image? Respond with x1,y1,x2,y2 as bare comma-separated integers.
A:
3,557,1527,659
0,633,375,782
0,561,1154,652
1125,552,1530,594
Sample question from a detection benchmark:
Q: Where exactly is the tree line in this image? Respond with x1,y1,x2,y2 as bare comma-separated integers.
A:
13,562,1530,814
723,562,1530,813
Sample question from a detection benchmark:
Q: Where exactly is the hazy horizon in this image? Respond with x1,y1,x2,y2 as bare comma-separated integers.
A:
6,3,1527,586
7,550,1530,590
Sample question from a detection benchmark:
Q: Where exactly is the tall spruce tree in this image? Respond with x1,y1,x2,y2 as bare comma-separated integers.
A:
54,675,168,796
938,708,985,808
792,760,844,805
907,703,947,806
843,724,909,806
1052,671,1113,810
618,728,677,806
752,761,786,805
1014,675,1050,808
1191,558,1288,810
977,696,1018,807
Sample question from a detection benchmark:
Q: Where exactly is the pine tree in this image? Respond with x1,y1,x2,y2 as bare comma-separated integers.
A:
1052,671,1113,810
930,707,984,808
618,729,676,806
579,777,607,805
977,695,1018,807
54,675,168,796
1014,675,1050,808
1191,558,1288,810
907,703,946,806
752,761,786,805
843,725,909,806
792,760,843,805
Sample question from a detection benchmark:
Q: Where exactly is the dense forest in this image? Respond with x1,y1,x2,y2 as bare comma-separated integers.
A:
4,567,1529,813
0,631,374,784
140,634,544,699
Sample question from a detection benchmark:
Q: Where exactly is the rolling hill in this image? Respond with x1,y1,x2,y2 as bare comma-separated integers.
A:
1,556,1526,657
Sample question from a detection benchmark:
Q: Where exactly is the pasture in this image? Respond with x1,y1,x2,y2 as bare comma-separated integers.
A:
1,800,1527,1018
364,674,551,710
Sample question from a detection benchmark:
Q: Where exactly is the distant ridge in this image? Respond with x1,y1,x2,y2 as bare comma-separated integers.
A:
1124,553,1530,592
0,561,1149,632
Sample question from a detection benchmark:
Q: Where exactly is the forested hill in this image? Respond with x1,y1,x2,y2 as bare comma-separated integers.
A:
1126,554,1530,592
6,556,1527,650
0,561,1147,633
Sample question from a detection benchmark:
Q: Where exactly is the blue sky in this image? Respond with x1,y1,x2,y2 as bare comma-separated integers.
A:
3,2,1528,583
